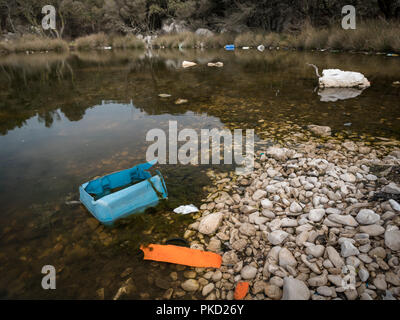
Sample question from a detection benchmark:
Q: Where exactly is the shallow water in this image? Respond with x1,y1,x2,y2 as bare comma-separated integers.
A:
0,49,399,299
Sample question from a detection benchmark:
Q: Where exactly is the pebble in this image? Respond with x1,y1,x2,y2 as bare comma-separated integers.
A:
384,229,400,251
341,240,360,257
268,230,289,245
308,209,325,222
181,279,199,292
188,138,400,301
358,269,369,282
356,209,380,225
282,277,310,300
198,212,223,235
278,248,297,268
359,225,385,236
241,265,257,280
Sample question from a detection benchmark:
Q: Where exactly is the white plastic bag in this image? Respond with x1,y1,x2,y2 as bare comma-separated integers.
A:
173,204,199,214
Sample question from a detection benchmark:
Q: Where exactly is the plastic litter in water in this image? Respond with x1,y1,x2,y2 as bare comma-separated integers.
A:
207,62,224,67
182,61,197,68
79,159,167,225
224,44,235,51
234,282,249,300
257,45,265,52
140,244,222,268
173,204,199,214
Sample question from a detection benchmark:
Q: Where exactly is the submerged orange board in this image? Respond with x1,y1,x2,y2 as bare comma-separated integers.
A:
234,282,249,300
140,244,222,268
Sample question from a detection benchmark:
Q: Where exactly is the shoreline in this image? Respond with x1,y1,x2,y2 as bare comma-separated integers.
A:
170,124,400,300
1,20,400,57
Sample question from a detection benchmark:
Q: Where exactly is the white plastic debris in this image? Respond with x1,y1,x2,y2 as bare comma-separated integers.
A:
103,46,112,50
182,61,197,68
257,45,265,52
307,64,370,89
173,204,199,214
319,69,370,88
242,46,250,50
207,62,224,67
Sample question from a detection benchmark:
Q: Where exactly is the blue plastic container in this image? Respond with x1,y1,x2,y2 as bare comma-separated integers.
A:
224,44,235,51
79,159,168,225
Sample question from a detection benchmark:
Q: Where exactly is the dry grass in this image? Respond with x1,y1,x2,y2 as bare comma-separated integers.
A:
295,20,400,52
112,35,145,49
1,20,398,55
75,33,111,50
152,32,203,48
0,35,69,54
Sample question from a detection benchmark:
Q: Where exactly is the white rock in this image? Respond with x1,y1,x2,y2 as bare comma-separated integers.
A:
181,279,199,291
241,265,257,280
359,225,385,236
358,269,369,282
305,245,325,258
327,214,358,227
326,246,345,268
290,201,303,214
239,223,256,236
266,147,291,161
253,189,267,201
384,229,400,251
340,173,356,183
198,213,223,235
383,183,400,194
282,277,310,300
356,209,380,225
202,283,215,296
308,125,331,137
389,199,400,212
279,248,297,268
341,240,360,257
308,209,325,222
281,218,298,227
317,286,334,297
261,199,273,209
268,230,289,245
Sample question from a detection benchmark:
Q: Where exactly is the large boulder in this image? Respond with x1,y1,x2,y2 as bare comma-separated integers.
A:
161,19,190,34
195,28,214,37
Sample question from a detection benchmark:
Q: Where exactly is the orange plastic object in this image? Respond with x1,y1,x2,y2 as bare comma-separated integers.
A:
234,282,249,300
140,244,222,268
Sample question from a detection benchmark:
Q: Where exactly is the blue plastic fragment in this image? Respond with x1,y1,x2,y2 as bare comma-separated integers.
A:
79,159,168,225
225,44,235,51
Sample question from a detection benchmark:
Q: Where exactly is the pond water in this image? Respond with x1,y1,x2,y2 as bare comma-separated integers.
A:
0,49,399,299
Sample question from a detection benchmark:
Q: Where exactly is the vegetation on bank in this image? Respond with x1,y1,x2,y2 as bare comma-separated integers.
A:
152,20,400,53
74,33,144,50
0,35,69,54
1,20,399,55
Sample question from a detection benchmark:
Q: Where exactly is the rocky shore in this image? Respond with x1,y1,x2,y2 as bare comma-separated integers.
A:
177,125,400,300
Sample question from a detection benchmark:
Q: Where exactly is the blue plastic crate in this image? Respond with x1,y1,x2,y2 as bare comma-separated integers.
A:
79,159,168,225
